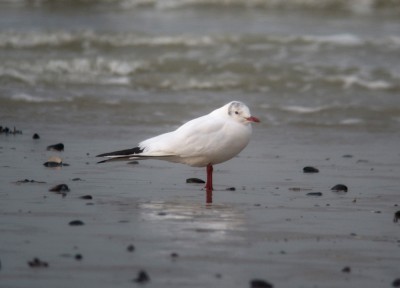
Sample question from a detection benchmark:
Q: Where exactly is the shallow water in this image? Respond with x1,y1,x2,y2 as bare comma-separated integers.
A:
1,2,400,288
1,0,400,132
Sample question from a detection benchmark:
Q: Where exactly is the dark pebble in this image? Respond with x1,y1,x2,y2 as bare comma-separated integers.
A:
75,254,83,261
157,212,167,216
43,161,63,167
342,154,353,158
342,266,351,273
331,184,348,192
32,133,40,139
186,178,205,184
170,252,179,258
0,126,22,135
307,192,323,196
72,178,83,181
250,279,274,288
47,143,64,151
303,166,319,173
393,278,400,287
393,211,400,223
80,195,93,200
28,257,48,268
134,270,150,283
49,184,70,193
127,161,139,165
16,179,46,184
69,220,84,226
226,187,236,191
127,244,135,252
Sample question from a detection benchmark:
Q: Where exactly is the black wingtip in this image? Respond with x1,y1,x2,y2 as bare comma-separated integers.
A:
96,147,144,158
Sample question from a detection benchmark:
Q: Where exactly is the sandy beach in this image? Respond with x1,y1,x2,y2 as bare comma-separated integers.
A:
1,1,400,287
1,123,399,288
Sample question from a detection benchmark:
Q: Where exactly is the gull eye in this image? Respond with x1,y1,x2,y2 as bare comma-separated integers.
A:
234,111,239,115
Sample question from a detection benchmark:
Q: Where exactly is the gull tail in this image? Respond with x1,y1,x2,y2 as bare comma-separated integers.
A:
96,147,144,164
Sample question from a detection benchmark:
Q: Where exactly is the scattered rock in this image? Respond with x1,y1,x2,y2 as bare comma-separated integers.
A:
43,156,63,167
16,179,46,184
226,187,236,191
342,154,353,158
303,166,319,173
250,279,274,288
289,187,312,191
127,244,135,252
307,192,323,196
134,270,150,283
69,220,84,226
393,278,400,287
28,258,48,268
157,212,167,216
72,178,83,181
75,254,83,261
393,211,400,223
170,252,179,258
331,184,348,193
342,266,351,273
47,143,64,152
32,133,40,139
49,184,70,193
128,161,139,165
0,126,22,135
80,195,93,200
186,178,205,184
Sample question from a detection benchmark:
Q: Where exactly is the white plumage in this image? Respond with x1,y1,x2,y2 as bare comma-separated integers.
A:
97,101,259,191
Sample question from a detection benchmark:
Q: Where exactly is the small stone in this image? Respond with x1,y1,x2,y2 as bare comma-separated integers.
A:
307,192,323,196
69,220,84,226
342,154,353,158
250,279,274,288
28,257,48,268
157,212,167,216
134,270,150,283
303,166,319,173
32,133,40,139
16,179,46,184
127,244,135,252
47,143,64,151
226,187,236,191
80,195,93,200
186,178,205,184
331,184,348,192
43,156,63,167
393,278,400,287
75,254,83,261
393,211,400,223
170,252,179,258
49,184,70,193
342,266,351,273
72,178,83,181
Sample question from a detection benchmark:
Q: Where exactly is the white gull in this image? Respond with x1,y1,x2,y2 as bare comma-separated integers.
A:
97,101,260,191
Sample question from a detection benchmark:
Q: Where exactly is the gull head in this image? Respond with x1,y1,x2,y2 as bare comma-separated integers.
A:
227,101,260,124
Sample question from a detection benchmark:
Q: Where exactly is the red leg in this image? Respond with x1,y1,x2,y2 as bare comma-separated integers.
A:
205,163,213,203
205,163,213,191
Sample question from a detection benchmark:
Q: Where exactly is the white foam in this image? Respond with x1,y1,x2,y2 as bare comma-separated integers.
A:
340,118,364,125
329,75,392,90
280,105,327,114
11,93,51,103
304,34,363,46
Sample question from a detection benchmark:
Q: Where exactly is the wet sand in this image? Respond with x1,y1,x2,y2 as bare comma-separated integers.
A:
0,124,399,288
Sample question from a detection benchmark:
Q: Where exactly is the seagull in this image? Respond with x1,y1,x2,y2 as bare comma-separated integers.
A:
97,101,259,192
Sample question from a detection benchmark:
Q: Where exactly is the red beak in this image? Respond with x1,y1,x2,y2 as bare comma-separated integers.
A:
246,116,260,123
